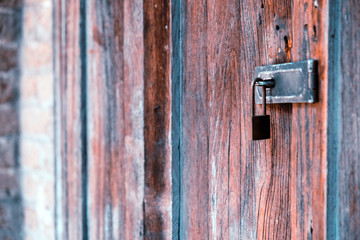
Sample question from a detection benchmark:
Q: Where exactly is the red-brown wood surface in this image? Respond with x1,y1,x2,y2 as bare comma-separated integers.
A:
56,0,360,239
55,0,85,239
144,0,172,239
86,0,145,239
180,0,328,239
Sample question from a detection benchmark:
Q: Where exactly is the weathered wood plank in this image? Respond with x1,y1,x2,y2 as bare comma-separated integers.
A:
326,0,341,238
170,0,183,239
180,0,328,239
86,0,145,239
54,0,85,239
180,1,210,238
289,0,328,239
86,0,125,239
206,1,241,239
57,0,173,238
144,0,172,239
334,0,360,238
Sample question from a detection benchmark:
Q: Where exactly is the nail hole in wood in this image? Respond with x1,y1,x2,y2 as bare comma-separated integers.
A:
258,14,262,25
284,36,288,45
276,25,280,30
284,35,291,56
313,25,317,36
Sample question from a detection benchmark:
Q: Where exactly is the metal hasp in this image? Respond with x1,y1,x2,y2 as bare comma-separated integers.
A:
255,59,318,104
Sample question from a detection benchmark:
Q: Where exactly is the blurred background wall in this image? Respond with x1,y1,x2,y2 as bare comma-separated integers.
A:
19,0,55,239
0,0,55,239
0,0,22,239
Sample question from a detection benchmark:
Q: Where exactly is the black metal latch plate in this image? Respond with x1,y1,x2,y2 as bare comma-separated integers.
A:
255,59,318,104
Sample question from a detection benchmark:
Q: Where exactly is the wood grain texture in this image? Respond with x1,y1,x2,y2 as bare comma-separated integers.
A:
144,0,172,239
180,0,210,238
54,0,85,239
289,1,328,239
57,0,174,238
86,0,145,239
326,1,341,238
335,0,360,238
179,0,328,239
170,0,183,239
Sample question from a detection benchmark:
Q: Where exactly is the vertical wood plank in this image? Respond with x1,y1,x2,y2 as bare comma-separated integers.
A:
326,0,341,238
86,0,143,238
86,0,150,239
329,0,360,238
206,1,241,239
54,0,85,239
123,0,145,238
170,0,184,239
144,0,172,239
57,0,173,238
86,0,125,238
290,0,328,239
180,0,328,239
180,1,210,239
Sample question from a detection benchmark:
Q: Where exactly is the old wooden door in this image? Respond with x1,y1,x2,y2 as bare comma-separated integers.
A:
54,0,359,239
177,0,328,239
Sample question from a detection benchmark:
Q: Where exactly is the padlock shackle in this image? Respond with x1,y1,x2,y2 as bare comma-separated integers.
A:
252,78,263,117
252,77,275,116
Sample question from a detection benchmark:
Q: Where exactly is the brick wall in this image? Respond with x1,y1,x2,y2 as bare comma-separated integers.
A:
0,0,22,239
19,0,55,239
